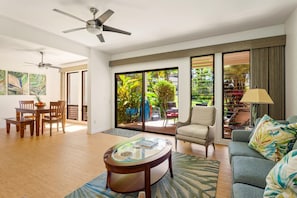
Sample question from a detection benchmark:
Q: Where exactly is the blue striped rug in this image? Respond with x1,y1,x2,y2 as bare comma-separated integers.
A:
65,152,220,198
103,128,140,138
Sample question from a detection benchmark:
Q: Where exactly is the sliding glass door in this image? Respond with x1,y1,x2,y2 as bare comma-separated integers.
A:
115,68,178,135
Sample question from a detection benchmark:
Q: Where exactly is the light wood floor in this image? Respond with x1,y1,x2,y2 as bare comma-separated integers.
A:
0,123,232,198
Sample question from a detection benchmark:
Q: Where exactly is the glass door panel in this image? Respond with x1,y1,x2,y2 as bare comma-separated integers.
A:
144,69,178,135
67,72,79,120
82,71,88,121
115,72,143,130
223,51,250,139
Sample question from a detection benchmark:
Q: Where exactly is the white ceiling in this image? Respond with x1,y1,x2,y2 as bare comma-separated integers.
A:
0,0,297,65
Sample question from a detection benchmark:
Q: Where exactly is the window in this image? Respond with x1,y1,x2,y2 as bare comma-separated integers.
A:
191,55,214,106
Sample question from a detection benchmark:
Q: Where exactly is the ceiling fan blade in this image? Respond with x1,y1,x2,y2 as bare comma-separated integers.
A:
47,65,61,69
97,33,105,42
62,27,86,33
41,63,60,69
24,62,36,65
103,25,131,35
97,9,114,25
53,9,87,23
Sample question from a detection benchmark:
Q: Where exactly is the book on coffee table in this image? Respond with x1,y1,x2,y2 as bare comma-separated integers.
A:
136,139,158,148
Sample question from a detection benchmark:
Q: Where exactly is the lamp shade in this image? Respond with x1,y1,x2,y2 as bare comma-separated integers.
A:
240,88,274,104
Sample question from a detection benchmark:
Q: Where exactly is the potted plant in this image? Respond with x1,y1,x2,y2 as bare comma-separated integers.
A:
35,95,45,107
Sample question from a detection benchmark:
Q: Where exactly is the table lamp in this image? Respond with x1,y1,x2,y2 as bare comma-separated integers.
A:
240,88,274,126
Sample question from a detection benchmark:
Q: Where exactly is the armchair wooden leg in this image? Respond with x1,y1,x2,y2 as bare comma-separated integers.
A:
175,138,177,151
213,143,215,150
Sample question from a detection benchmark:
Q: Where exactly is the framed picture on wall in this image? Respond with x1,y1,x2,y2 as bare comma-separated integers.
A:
8,71,29,95
0,70,6,95
29,74,46,95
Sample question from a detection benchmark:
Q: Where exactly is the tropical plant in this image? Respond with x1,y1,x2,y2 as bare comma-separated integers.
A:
153,80,176,118
117,74,142,123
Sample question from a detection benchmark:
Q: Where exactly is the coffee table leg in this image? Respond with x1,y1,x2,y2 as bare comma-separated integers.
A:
169,152,173,178
145,167,151,198
106,171,111,189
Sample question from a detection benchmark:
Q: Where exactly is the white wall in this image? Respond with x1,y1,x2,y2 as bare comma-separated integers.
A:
0,57,60,128
285,8,297,117
88,49,112,134
0,15,89,57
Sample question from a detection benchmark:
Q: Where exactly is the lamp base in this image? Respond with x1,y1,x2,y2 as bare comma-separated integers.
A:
251,104,259,127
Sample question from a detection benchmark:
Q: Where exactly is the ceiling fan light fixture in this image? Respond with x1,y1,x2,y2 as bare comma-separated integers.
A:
86,20,102,34
54,7,131,42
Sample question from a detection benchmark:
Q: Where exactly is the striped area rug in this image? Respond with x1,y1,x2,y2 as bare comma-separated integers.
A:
65,152,220,198
103,128,140,138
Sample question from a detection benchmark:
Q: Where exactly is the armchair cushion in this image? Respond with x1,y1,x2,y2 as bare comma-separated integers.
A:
177,124,208,140
191,106,215,126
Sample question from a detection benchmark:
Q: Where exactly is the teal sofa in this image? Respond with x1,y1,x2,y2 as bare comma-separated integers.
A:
228,116,297,198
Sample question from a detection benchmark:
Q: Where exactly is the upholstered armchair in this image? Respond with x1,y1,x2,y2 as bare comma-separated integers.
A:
175,106,216,157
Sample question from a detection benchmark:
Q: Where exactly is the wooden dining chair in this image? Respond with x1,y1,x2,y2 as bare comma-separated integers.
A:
19,100,35,119
41,101,65,136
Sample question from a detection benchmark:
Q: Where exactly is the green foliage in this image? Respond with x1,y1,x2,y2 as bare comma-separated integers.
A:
117,74,142,123
192,67,214,106
153,80,175,117
146,91,158,107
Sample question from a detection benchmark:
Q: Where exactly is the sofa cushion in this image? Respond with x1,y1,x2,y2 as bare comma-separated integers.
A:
294,141,297,150
229,141,265,163
264,149,297,197
233,183,264,198
232,156,276,188
248,114,297,161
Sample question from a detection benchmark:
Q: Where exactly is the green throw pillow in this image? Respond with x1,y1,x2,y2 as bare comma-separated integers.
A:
264,149,297,197
248,114,297,161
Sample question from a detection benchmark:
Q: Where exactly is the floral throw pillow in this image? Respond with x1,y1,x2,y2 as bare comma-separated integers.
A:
264,149,297,197
248,114,297,161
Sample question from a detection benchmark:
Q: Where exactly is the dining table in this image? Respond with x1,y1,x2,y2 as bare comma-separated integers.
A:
15,106,51,136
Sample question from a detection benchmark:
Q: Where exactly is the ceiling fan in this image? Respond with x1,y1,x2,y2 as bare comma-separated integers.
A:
53,7,131,42
25,51,60,69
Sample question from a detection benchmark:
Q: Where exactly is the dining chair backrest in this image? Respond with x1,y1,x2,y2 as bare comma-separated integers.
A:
42,101,66,136
19,100,35,119
58,100,65,114
19,100,34,109
49,101,63,119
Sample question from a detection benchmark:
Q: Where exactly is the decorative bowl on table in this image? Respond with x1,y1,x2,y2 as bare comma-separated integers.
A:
35,102,46,108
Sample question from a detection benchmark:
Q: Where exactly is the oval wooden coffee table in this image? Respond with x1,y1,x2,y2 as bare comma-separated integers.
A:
104,137,173,198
